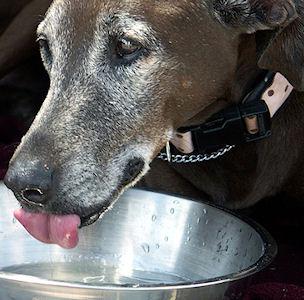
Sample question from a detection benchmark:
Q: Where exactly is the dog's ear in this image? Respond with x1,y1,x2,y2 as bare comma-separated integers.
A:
213,0,304,91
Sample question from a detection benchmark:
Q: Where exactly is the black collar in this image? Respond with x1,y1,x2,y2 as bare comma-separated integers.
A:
162,71,293,159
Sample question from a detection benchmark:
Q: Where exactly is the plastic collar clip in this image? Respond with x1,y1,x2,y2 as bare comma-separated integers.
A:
178,72,275,152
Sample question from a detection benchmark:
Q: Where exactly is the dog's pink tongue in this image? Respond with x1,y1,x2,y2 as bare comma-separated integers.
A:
14,209,81,249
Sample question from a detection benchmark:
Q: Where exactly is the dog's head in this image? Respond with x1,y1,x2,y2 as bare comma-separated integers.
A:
5,0,304,224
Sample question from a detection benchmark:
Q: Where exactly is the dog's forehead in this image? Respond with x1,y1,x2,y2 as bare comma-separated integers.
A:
41,0,207,36
47,0,201,15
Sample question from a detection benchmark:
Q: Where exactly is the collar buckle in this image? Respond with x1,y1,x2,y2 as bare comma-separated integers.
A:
179,100,271,152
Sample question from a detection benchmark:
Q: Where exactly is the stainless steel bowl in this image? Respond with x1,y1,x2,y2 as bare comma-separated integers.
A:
0,182,276,300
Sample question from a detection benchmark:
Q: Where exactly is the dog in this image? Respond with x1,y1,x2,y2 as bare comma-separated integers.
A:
4,0,304,248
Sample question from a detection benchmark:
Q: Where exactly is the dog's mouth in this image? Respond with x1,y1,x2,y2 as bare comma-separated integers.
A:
12,157,146,249
79,202,112,227
13,190,112,248
80,211,103,227
13,208,82,249
13,208,108,249
79,158,145,227
13,176,130,249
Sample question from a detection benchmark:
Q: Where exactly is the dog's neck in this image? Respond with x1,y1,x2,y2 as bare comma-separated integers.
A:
183,34,284,124
179,35,265,129
170,72,293,155
230,34,264,102
170,33,294,155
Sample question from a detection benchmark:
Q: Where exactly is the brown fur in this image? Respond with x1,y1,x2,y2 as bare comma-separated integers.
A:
3,0,304,220
140,0,304,209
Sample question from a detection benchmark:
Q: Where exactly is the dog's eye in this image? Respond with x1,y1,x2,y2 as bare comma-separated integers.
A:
116,38,142,60
37,36,53,69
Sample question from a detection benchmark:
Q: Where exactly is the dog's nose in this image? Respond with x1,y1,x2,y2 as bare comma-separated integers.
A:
4,161,52,206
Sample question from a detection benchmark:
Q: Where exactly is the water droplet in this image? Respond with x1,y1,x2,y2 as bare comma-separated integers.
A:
152,215,157,222
170,208,175,214
173,200,180,205
243,249,248,257
205,219,209,225
12,218,16,224
187,237,191,242
155,244,160,249
197,217,201,224
141,243,150,254
202,242,206,247
164,236,169,242
83,275,105,284
203,208,207,214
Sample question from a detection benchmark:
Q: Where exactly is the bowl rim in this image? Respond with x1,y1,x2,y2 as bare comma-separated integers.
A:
0,188,277,292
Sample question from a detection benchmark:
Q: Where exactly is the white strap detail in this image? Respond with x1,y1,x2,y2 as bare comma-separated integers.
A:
171,73,293,154
262,73,293,118
170,132,195,154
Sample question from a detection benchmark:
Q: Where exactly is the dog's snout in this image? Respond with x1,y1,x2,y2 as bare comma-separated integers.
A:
4,160,53,206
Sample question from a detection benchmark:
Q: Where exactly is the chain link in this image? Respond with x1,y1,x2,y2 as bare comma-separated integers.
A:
157,145,235,164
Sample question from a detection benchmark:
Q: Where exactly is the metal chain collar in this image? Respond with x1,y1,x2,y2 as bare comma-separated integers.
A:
157,145,235,164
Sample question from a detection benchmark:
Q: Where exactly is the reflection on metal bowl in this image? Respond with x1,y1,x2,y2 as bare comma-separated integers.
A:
0,182,276,300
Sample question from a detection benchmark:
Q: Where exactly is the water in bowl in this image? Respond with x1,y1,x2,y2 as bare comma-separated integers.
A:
2,262,190,286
